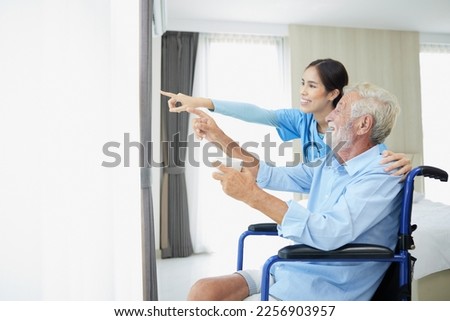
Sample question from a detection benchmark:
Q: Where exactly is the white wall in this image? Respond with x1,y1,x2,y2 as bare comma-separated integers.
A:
288,25,423,171
0,0,142,300
167,18,288,37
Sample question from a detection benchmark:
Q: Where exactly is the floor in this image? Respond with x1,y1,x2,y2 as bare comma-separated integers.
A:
156,235,290,300
156,252,233,301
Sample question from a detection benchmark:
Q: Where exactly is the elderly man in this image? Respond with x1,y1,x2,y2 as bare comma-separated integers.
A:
187,82,403,301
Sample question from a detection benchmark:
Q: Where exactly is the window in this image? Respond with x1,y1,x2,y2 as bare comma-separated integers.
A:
420,44,450,203
186,33,292,270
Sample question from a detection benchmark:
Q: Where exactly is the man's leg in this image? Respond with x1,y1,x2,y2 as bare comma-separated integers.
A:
187,273,249,301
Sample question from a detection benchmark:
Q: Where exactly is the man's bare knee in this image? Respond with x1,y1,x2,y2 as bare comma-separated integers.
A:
187,277,221,301
187,274,249,301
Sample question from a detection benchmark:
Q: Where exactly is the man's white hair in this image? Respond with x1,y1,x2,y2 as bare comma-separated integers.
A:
344,82,401,144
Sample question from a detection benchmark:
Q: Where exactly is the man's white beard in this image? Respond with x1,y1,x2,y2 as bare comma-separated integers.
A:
330,122,354,150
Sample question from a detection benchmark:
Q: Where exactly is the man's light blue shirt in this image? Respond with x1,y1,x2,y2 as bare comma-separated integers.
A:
256,145,403,300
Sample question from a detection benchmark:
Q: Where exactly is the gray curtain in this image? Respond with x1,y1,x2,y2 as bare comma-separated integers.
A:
160,31,198,258
140,0,158,300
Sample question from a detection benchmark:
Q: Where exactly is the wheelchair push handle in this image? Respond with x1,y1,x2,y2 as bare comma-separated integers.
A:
406,165,448,184
419,166,448,181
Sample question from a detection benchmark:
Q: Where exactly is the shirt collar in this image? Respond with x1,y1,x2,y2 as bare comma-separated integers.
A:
332,145,381,176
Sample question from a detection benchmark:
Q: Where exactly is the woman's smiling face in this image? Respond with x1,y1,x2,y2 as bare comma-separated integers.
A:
299,66,335,114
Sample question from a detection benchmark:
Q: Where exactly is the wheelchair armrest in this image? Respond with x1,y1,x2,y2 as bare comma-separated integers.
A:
237,223,278,270
278,243,394,260
248,223,278,233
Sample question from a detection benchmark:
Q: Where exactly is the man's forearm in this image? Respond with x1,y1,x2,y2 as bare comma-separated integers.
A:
215,132,259,167
245,188,288,225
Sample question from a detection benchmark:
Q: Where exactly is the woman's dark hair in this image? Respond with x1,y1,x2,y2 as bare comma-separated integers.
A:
306,58,349,108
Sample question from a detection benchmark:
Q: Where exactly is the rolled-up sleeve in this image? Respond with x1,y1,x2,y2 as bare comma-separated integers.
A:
277,199,310,238
256,161,272,188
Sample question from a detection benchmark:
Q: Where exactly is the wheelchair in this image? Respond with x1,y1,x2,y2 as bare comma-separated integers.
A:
236,166,448,301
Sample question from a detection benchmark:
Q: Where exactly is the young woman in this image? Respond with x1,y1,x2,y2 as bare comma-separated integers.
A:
161,58,411,174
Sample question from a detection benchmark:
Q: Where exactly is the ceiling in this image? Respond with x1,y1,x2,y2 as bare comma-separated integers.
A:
165,0,450,35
